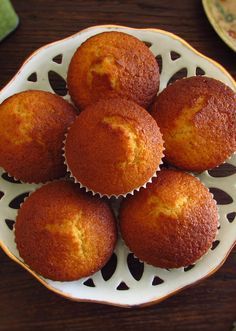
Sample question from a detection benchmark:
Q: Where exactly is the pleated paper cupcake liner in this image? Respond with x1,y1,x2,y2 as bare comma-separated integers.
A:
62,132,165,199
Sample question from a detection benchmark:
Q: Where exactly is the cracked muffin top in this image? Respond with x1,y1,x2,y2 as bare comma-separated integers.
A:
67,31,159,110
151,76,236,172
64,98,164,196
0,90,77,183
15,180,117,281
120,169,218,268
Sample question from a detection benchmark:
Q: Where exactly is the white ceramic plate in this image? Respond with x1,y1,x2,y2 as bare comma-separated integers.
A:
0,25,235,307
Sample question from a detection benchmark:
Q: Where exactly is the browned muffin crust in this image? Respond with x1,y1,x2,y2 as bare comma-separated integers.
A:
151,76,236,171
65,98,164,196
0,90,77,183
15,180,117,281
67,31,159,109
120,169,218,268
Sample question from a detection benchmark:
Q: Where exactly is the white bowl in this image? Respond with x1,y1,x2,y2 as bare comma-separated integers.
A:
0,25,235,307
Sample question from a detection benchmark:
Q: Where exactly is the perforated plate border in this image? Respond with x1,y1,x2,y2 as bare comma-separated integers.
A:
0,25,235,307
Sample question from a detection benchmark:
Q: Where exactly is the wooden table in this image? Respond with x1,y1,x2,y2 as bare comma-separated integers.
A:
0,1,235,330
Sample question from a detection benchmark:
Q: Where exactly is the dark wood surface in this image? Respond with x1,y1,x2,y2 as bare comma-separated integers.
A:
0,1,235,330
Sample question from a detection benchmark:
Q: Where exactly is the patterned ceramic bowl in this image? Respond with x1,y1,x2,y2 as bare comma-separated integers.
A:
0,25,235,307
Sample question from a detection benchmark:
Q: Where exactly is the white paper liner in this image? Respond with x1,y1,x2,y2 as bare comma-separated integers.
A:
62,131,165,199
1,154,68,185
1,170,33,185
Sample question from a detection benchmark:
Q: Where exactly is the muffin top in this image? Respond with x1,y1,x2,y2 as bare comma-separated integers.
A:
120,169,218,268
151,76,236,171
65,98,164,197
15,180,117,281
67,31,159,109
0,90,77,183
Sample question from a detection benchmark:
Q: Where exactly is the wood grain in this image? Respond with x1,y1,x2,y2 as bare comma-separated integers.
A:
0,1,235,330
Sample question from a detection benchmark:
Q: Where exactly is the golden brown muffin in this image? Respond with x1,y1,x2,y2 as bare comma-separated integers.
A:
151,76,236,171
120,169,218,268
65,98,164,197
0,90,77,183
15,180,117,281
67,31,159,109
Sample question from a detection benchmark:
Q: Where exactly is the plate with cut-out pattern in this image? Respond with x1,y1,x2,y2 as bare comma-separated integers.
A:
0,25,235,307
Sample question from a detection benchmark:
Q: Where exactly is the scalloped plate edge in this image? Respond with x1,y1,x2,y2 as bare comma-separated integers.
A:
0,24,235,307
1,24,235,94
0,237,235,308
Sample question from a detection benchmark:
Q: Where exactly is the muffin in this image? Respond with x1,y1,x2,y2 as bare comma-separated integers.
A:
15,180,117,281
151,76,236,171
0,90,77,183
67,31,159,109
120,169,218,268
64,98,164,197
